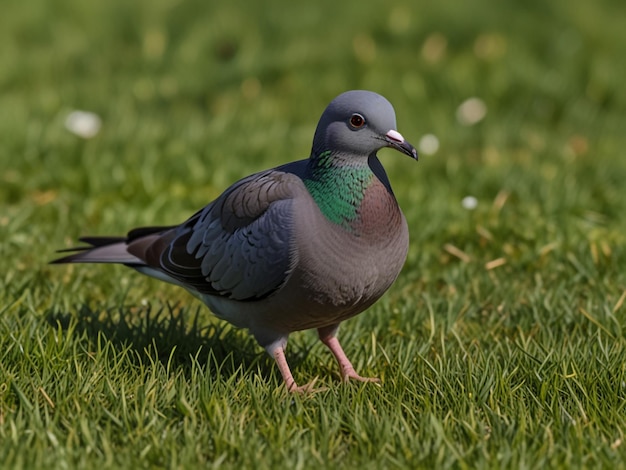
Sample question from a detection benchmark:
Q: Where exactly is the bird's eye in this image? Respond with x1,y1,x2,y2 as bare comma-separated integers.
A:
349,113,366,129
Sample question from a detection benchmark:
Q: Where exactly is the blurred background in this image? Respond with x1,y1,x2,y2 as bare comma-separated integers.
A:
2,1,626,466
1,0,625,303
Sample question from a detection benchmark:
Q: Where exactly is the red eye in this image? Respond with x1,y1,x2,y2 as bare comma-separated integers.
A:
349,113,365,128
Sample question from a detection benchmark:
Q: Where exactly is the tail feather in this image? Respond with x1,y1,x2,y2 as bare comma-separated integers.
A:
77,236,127,247
51,225,176,265
51,239,144,265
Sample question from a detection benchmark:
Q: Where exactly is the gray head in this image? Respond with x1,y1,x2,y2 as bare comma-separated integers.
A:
311,90,417,160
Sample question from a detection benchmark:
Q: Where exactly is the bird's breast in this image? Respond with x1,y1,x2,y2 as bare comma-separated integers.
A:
351,179,406,240
289,178,409,319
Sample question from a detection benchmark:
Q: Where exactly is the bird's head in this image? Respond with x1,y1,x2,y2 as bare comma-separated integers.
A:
311,90,417,161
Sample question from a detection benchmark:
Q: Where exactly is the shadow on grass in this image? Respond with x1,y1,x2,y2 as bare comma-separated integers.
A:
45,303,313,383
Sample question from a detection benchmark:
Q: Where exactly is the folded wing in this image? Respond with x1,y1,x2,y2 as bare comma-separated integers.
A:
133,170,303,301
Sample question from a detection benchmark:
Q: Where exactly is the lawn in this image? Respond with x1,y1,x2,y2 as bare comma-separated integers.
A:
2,0,626,468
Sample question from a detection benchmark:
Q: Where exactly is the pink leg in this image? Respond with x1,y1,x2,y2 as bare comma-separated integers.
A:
318,328,380,384
272,347,297,391
272,346,321,394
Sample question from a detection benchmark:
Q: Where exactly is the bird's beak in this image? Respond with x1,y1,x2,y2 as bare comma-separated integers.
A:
384,130,418,160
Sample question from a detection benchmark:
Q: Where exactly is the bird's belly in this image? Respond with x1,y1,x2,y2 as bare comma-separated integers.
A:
200,223,407,337
308,241,405,306
199,191,409,341
274,210,409,330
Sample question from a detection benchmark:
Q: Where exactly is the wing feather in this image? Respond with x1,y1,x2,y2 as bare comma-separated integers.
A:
151,169,305,300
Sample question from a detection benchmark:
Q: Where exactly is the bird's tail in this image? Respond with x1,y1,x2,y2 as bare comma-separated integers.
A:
51,225,175,266
50,237,144,265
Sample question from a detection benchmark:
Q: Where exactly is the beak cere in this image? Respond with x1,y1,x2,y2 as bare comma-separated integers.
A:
386,129,405,143
385,130,419,160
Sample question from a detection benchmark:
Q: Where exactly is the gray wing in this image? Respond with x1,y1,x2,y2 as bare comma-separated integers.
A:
136,169,306,301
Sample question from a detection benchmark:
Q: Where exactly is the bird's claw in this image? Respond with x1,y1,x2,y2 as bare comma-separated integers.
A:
287,377,329,394
341,371,381,384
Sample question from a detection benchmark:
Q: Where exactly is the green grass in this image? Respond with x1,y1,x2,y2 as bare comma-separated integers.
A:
2,0,626,467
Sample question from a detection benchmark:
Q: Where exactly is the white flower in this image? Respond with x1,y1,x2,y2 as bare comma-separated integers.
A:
456,98,487,126
461,196,478,210
418,134,439,155
64,110,102,138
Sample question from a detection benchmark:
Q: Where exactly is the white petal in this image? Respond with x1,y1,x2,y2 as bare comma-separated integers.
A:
456,98,487,126
65,111,102,138
418,134,439,155
461,196,478,210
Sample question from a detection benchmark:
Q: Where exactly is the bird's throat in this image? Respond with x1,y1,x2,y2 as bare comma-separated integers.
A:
303,151,375,230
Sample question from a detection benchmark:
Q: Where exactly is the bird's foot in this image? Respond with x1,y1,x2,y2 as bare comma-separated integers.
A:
287,377,329,394
318,333,381,386
340,367,381,384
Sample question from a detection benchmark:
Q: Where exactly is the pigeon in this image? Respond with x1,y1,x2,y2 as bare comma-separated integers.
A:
52,90,418,392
